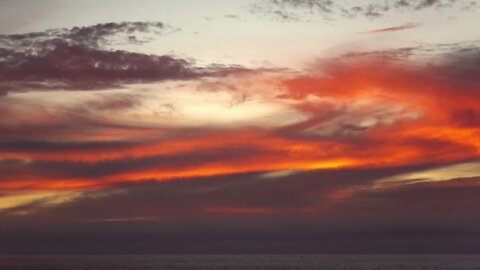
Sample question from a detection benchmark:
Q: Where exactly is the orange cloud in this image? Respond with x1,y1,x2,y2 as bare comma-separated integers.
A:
0,51,479,193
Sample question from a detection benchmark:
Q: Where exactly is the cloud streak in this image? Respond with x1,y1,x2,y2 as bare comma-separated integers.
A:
252,0,478,21
356,22,422,34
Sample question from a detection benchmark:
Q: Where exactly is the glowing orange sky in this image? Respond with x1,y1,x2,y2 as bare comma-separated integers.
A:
2,1,480,255
1,57,479,193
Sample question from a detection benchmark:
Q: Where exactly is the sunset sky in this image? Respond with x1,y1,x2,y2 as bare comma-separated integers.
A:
1,0,480,254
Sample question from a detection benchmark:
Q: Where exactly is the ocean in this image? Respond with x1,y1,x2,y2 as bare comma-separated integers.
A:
1,255,480,270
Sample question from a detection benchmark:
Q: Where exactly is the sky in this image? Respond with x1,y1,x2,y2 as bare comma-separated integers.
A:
0,0,480,254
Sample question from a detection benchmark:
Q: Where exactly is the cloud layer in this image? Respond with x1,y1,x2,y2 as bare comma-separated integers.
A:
0,18,480,254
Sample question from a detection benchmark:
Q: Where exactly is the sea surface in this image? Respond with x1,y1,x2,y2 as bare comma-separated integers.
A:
1,255,480,270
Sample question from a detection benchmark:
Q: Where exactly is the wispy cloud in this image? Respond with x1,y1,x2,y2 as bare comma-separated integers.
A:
252,0,477,21
356,22,422,34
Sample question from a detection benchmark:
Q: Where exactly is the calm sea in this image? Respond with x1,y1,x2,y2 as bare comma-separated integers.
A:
1,255,480,270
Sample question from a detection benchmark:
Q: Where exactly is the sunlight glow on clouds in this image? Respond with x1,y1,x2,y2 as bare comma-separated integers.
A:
0,0,480,254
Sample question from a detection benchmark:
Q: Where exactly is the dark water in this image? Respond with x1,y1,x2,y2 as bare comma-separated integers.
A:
1,255,480,270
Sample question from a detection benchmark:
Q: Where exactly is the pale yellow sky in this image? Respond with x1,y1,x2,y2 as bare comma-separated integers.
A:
1,0,479,68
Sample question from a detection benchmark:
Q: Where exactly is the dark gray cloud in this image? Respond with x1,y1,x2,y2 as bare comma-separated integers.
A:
0,42,197,91
252,0,478,21
0,21,168,50
0,22,250,93
0,139,138,154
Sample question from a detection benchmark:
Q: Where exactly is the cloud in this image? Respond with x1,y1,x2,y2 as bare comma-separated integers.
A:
0,42,198,92
0,21,169,50
2,162,480,254
1,22,480,253
0,162,447,222
0,22,249,93
0,3,479,255
0,144,265,190
356,22,422,34
273,47,480,167
1,44,480,191
252,0,478,21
